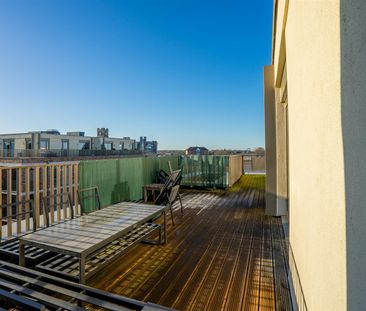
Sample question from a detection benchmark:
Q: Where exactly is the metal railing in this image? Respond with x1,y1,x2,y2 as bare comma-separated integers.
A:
179,155,244,188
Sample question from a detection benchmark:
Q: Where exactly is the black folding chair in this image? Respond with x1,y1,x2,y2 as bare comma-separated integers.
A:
154,169,181,205
154,170,183,226
167,185,182,226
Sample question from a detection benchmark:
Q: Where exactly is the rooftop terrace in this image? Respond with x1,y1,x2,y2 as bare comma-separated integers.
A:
0,159,291,310
89,175,292,310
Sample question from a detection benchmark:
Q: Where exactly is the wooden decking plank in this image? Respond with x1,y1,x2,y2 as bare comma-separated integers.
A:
166,194,241,310
131,197,223,301
259,208,276,310
144,200,230,304
223,205,257,309
242,179,264,310
91,194,204,289
205,192,251,311
271,217,293,311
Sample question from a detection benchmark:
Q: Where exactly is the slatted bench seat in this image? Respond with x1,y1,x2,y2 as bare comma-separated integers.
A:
36,222,161,281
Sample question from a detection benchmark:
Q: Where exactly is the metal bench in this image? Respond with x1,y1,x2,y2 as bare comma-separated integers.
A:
36,222,161,282
0,260,172,310
20,202,168,284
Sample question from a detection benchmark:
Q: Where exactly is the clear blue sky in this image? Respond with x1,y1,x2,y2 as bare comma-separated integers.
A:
0,0,273,150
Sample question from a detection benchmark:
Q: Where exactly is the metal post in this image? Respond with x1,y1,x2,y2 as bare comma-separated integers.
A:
19,241,25,266
78,256,86,308
159,224,162,244
79,256,86,284
163,210,167,244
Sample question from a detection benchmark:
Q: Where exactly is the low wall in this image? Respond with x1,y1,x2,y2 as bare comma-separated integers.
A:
228,155,244,186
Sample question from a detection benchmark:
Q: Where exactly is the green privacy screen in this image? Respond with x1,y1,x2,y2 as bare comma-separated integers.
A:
79,156,179,213
179,155,230,188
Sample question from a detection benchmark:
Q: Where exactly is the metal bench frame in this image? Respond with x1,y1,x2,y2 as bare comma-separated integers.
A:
35,222,163,282
19,203,168,284
0,260,173,310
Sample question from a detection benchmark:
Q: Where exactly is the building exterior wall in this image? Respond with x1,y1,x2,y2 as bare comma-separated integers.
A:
40,133,91,150
285,1,346,309
263,0,366,309
274,85,288,216
340,0,366,309
121,139,135,150
0,134,31,150
14,138,26,150
273,0,288,84
264,66,277,215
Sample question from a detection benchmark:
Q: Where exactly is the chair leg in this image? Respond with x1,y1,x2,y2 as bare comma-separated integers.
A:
170,205,175,226
178,193,183,215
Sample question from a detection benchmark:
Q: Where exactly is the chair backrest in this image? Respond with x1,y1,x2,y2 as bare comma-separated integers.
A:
77,187,101,213
168,160,173,174
170,169,181,184
154,169,182,205
168,185,180,205
157,169,170,184
171,170,182,187
42,192,74,227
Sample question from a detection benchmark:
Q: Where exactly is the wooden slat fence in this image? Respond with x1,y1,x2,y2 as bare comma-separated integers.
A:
0,162,79,242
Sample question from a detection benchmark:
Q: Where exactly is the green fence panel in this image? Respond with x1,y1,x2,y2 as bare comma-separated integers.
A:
179,155,230,188
158,156,179,173
79,156,179,213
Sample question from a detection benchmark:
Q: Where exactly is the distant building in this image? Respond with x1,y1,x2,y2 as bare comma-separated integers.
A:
185,146,209,155
136,136,158,154
0,128,137,157
97,128,109,138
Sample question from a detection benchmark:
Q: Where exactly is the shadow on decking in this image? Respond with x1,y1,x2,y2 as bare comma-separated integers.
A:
90,175,293,311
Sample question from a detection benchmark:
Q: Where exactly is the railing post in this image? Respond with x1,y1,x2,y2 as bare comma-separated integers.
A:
16,168,22,234
0,168,2,241
25,167,30,231
50,166,55,224
62,165,67,219
42,166,48,226
68,164,73,218
74,163,79,215
56,165,61,222
7,168,12,238
34,166,40,229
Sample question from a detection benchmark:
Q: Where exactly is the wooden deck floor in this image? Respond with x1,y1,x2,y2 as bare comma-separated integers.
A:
90,175,292,311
